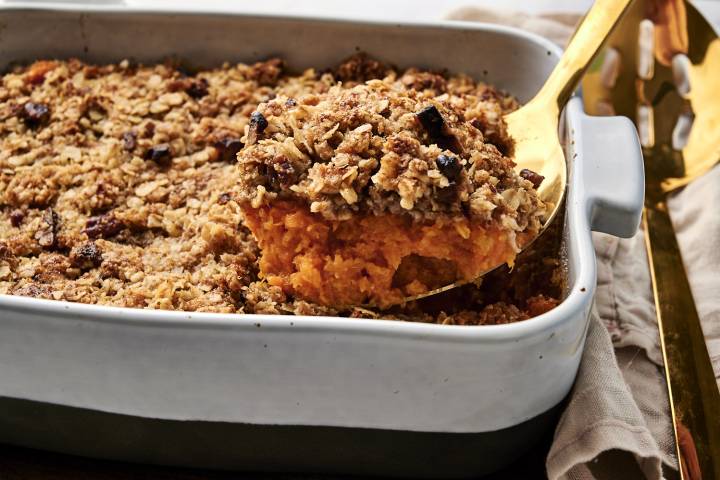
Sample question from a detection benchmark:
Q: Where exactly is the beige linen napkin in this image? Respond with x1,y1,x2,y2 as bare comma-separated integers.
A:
668,166,720,379
448,6,720,479
553,232,676,480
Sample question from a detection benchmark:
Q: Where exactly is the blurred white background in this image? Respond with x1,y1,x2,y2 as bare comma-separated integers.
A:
1,1,718,31
94,0,720,27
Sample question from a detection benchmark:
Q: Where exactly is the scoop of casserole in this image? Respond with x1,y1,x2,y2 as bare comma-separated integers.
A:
236,79,546,307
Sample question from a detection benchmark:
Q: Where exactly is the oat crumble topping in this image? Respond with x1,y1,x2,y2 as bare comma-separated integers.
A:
0,54,561,323
237,70,546,242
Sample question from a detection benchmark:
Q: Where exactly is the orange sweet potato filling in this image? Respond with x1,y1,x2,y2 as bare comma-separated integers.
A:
242,200,530,308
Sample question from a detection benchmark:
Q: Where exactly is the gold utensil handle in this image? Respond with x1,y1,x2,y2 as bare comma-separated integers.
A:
644,201,720,479
536,0,633,111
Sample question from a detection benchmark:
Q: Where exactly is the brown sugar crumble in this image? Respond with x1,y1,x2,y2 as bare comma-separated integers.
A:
0,54,562,324
236,57,546,307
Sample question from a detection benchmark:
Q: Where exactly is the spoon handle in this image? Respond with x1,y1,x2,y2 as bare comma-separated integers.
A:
536,0,635,111
644,198,720,479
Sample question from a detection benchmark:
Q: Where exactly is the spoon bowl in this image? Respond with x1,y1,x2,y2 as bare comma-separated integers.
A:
504,98,566,227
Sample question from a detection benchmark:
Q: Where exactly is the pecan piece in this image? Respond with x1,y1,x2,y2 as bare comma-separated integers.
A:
9,209,25,227
35,208,60,250
401,69,447,93
69,241,103,270
12,283,51,299
84,213,124,240
247,58,285,86
25,60,58,86
334,53,388,83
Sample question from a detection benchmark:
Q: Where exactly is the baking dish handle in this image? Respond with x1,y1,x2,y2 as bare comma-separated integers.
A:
574,105,645,238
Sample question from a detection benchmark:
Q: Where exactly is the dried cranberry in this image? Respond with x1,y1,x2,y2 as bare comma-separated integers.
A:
83,65,101,79
435,183,458,204
9,209,25,227
186,78,209,99
21,102,50,128
0,241,10,259
214,138,243,162
218,193,232,205
69,242,103,270
441,137,463,155
436,155,461,182
143,121,155,138
416,105,445,139
250,111,268,133
84,213,124,239
416,105,462,154
520,168,545,189
122,131,137,151
267,159,295,190
246,111,269,146
470,118,485,131
144,143,173,167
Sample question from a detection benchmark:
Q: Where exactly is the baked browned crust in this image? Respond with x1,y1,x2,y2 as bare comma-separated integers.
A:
236,76,546,244
0,55,561,323
235,58,547,307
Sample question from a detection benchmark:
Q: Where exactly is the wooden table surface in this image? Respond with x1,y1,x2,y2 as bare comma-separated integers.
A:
0,441,654,479
0,440,552,480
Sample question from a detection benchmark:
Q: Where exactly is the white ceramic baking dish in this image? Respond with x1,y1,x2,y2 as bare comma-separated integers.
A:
0,3,644,477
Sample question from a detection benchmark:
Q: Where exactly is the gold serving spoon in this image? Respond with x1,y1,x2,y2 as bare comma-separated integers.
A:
583,0,720,477
401,0,635,303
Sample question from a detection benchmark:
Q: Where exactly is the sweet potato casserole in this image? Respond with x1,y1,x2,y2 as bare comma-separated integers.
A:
0,54,562,324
